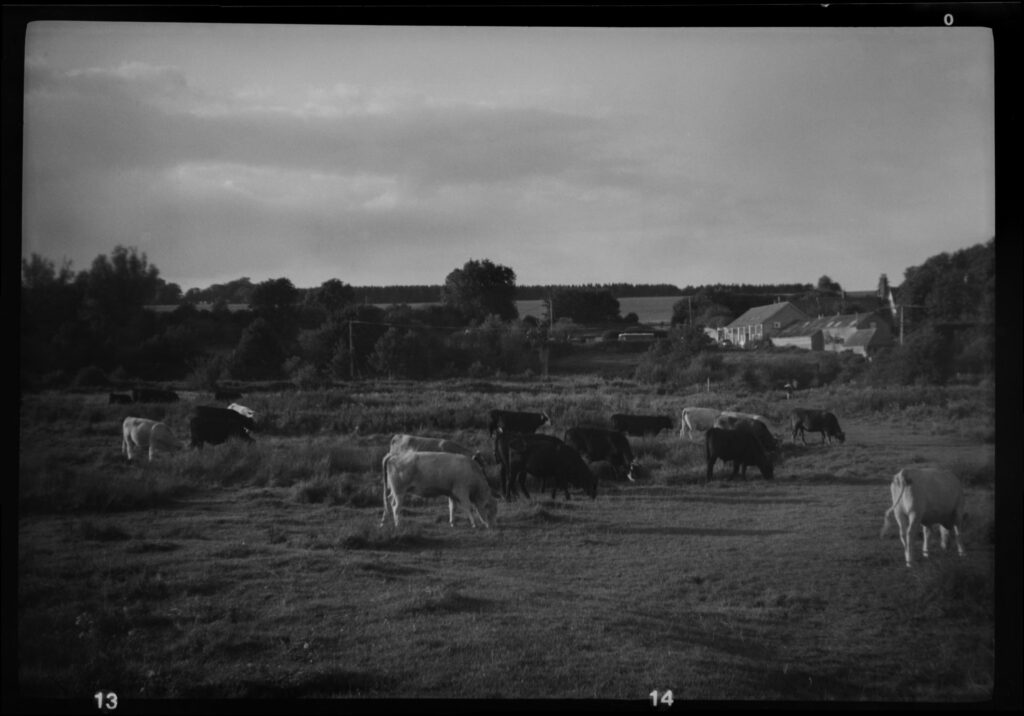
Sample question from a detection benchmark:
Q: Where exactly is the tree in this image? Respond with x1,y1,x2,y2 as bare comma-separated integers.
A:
441,259,518,323
817,275,842,294
549,288,620,324
306,278,355,317
79,245,162,329
229,317,287,380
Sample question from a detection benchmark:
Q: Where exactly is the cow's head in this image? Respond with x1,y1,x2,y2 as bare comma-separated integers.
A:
625,458,644,482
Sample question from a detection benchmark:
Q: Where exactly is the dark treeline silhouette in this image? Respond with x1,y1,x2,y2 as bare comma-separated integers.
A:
21,240,994,388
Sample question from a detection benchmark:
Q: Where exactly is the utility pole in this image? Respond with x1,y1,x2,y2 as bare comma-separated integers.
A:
349,321,355,379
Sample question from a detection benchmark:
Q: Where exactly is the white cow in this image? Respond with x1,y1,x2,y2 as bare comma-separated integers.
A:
679,407,722,442
228,403,256,420
122,417,186,463
380,451,498,529
881,467,966,567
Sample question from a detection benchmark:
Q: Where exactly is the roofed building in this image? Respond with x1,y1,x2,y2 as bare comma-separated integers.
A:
772,313,894,357
721,302,809,347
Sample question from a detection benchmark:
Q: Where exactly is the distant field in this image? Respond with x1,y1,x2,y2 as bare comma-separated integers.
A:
17,379,1002,705
378,296,681,325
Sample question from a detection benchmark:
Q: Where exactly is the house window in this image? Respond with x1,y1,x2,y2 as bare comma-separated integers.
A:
773,321,781,329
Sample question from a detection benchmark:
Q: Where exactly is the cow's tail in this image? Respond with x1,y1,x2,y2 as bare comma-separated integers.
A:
380,452,393,526
880,478,908,538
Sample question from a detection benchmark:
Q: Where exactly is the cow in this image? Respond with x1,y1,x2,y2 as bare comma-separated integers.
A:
380,450,498,529
214,388,243,401
679,407,722,442
386,434,495,521
108,392,133,405
790,408,845,445
487,409,551,437
493,431,565,500
228,403,256,420
705,427,774,483
610,413,673,437
189,405,255,448
131,387,180,403
122,417,186,463
881,467,966,567
507,439,598,501
713,414,780,457
563,426,639,482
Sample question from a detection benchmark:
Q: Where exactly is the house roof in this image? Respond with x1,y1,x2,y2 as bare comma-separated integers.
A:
726,302,807,329
775,312,877,338
845,327,893,348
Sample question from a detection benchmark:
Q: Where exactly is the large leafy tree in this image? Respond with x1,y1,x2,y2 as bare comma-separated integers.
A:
441,259,518,324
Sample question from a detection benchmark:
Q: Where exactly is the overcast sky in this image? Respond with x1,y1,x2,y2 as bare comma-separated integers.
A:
20,20,994,293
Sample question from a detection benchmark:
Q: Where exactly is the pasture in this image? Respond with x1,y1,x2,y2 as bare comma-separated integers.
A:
16,378,1005,706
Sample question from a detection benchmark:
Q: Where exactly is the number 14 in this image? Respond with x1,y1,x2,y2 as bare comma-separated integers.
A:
650,689,674,706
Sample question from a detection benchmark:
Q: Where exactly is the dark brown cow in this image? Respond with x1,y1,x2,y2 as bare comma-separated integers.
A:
705,427,774,483
610,413,673,436
790,408,845,445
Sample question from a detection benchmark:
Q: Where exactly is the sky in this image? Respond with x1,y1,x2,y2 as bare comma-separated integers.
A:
19,18,996,293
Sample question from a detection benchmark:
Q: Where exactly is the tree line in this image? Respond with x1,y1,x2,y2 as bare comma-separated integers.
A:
21,240,994,389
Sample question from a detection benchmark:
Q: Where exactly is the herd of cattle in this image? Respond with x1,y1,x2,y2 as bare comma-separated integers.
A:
114,397,966,567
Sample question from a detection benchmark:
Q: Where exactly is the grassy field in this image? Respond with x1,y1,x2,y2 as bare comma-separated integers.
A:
15,377,1009,709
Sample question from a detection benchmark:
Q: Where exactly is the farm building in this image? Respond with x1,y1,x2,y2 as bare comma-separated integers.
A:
720,302,809,347
772,313,894,356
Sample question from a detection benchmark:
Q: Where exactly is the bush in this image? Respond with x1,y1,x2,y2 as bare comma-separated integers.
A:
71,366,108,388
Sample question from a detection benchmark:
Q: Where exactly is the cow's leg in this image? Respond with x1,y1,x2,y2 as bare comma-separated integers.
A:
904,514,918,567
448,498,457,528
952,525,966,557
390,492,402,527
706,459,715,484
517,470,531,500
921,523,931,559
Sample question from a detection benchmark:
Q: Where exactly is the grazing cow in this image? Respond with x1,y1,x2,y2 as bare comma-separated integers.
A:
387,434,494,521
679,407,722,442
122,417,186,463
713,414,779,456
214,388,243,401
189,406,255,448
380,451,498,529
881,467,966,567
790,408,845,445
610,413,673,436
131,387,180,403
487,409,551,437
508,439,598,501
705,427,774,483
563,426,638,482
227,403,256,420
493,431,565,500
108,392,133,405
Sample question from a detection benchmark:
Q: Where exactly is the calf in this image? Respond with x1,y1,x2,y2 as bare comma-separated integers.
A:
488,409,550,437
563,426,638,481
510,439,598,501
610,413,673,437
189,406,255,448
790,408,845,445
122,417,186,463
705,427,774,483
380,451,498,529
881,467,966,567
493,431,564,500
679,407,722,442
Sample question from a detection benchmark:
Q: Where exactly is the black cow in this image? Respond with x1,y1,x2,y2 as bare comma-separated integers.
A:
493,431,564,500
563,426,638,481
108,392,134,405
214,388,243,401
705,427,774,483
713,415,779,456
132,387,180,403
510,440,598,501
488,409,550,437
189,406,255,448
790,408,845,445
609,413,673,437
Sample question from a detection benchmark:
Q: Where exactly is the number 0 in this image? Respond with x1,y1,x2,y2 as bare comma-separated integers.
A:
944,13,953,26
